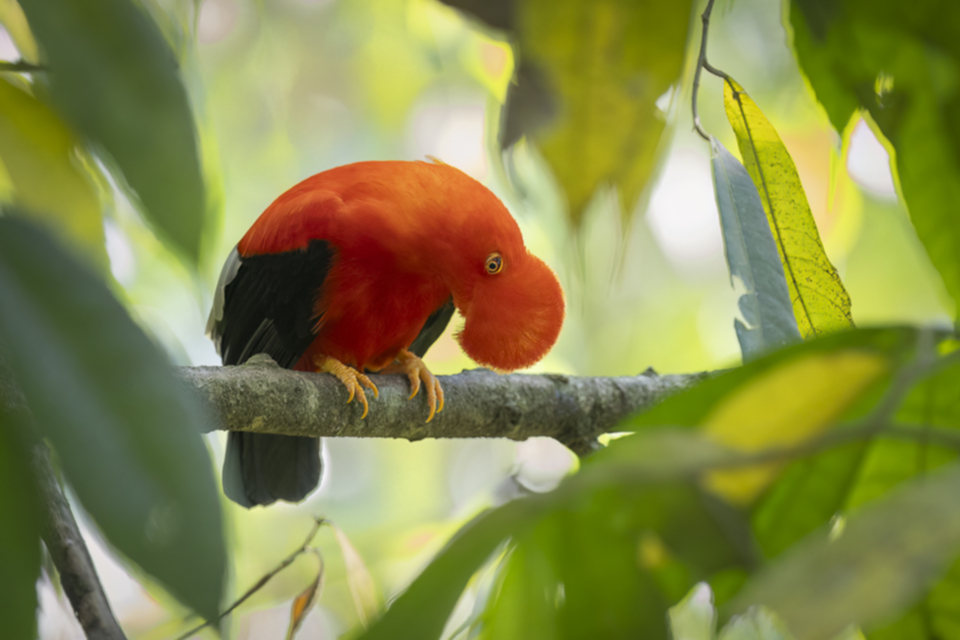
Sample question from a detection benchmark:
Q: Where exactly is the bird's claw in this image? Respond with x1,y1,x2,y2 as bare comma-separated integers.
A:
315,355,379,419
383,349,444,422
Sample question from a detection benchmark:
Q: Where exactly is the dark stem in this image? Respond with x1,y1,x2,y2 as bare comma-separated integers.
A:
692,0,720,141
175,517,327,640
0,59,45,73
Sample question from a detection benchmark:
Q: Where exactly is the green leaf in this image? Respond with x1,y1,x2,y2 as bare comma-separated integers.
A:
482,483,751,640
0,410,41,640
750,347,960,638
723,79,853,338
0,77,107,268
711,137,801,360
508,0,693,226
789,0,960,315
728,463,960,640
17,0,207,265
0,217,224,621
751,346,960,552
359,431,751,640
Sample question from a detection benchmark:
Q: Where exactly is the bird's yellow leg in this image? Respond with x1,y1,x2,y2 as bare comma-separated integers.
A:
314,355,379,419
381,349,444,423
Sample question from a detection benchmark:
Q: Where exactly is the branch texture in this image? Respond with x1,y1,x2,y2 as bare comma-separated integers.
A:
182,356,707,455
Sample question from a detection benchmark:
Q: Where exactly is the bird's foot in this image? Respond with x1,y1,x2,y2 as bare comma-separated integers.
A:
381,349,444,422
314,355,379,419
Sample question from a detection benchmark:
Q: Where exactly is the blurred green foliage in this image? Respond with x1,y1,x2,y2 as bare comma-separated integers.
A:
1,0,960,639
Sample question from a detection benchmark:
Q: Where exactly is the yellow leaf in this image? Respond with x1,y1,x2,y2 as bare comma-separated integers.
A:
285,550,324,640
724,79,853,338
0,78,107,268
331,523,382,628
704,350,888,505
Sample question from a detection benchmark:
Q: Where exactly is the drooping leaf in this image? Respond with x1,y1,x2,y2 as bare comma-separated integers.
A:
0,217,224,621
331,522,382,629
729,464,960,640
527,0,693,225
711,136,801,360
724,79,853,338
452,0,693,227
789,0,960,315
286,550,325,640
0,409,41,640
0,77,107,268
17,0,207,265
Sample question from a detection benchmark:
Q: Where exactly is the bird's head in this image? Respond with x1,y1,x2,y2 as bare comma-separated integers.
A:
451,244,565,372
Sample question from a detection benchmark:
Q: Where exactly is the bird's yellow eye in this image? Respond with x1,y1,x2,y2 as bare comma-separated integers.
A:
484,253,503,275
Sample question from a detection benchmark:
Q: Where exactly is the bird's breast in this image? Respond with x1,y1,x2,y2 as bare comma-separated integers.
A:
296,256,451,372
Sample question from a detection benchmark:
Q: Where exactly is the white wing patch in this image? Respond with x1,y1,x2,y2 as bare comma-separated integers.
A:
206,246,242,355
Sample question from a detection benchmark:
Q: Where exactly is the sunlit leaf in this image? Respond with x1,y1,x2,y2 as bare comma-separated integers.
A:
0,217,224,621
724,79,853,338
18,0,207,265
752,344,960,554
331,522,381,629
718,608,792,640
703,349,888,505
628,328,914,433
711,136,801,360
0,0,38,61
286,550,324,640
789,0,960,315
494,0,693,226
0,410,40,640
729,464,960,640
0,78,107,268
668,584,717,640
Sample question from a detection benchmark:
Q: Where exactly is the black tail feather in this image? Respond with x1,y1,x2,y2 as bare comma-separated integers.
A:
223,432,321,507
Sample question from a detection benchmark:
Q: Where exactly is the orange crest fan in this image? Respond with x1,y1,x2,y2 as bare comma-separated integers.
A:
207,160,565,507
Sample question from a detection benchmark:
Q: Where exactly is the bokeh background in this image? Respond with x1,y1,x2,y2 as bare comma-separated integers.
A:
6,0,950,636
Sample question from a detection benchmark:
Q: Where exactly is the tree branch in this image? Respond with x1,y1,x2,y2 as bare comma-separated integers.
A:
0,357,126,640
181,356,708,455
31,444,127,640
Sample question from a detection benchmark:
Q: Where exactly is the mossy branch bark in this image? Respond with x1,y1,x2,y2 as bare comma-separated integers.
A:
182,355,707,455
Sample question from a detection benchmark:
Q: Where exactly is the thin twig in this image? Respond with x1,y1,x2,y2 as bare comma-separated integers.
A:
175,517,328,640
0,59,45,73
692,0,720,141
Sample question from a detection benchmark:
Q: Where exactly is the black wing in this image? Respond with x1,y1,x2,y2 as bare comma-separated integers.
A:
409,297,455,358
206,239,334,508
207,239,335,368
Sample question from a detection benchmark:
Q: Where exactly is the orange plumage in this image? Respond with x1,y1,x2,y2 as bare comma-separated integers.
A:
208,160,564,506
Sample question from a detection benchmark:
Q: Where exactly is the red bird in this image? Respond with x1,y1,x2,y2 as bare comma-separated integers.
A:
207,160,564,507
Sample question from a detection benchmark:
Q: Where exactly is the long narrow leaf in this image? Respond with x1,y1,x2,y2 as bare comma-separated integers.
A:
724,79,853,338
711,136,800,360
